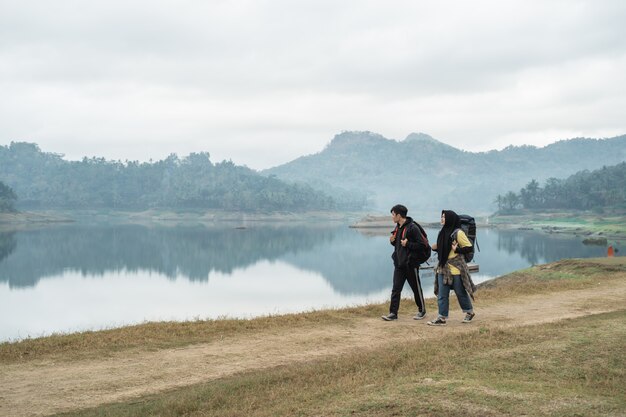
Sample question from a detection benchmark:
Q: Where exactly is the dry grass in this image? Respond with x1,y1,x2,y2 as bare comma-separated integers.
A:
0,306,379,364
53,310,626,417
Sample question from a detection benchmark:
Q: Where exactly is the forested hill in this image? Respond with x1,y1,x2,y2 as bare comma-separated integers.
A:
264,131,626,216
0,142,358,211
496,162,626,212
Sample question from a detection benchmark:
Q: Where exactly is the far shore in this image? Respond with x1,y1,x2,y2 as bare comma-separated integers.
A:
0,209,365,229
0,211,74,230
350,211,626,241
2,209,625,242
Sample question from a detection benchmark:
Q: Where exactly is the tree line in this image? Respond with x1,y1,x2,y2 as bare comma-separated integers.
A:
494,162,626,212
0,142,364,211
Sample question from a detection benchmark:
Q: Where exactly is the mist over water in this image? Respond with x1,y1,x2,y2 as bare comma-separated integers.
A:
0,223,620,341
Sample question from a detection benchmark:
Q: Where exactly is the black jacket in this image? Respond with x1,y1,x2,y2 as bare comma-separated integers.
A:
390,217,421,267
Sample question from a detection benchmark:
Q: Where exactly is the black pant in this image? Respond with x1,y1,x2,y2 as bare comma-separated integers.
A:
389,265,425,315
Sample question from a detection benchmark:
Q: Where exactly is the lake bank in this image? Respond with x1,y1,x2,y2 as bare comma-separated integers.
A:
488,211,626,241
0,211,74,230
0,209,364,229
1,257,624,416
351,211,626,242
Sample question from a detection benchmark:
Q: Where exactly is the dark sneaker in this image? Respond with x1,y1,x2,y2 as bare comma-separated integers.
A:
381,313,398,321
413,311,426,320
427,317,447,326
462,312,475,323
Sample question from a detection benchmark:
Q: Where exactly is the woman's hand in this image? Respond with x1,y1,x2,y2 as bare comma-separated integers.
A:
452,240,458,252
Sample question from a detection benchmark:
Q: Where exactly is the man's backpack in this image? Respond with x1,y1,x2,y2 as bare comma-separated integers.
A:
409,222,432,265
452,214,480,263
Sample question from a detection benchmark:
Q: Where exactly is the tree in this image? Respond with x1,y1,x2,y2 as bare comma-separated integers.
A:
520,179,540,208
502,191,520,212
0,181,17,212
494,194,504,211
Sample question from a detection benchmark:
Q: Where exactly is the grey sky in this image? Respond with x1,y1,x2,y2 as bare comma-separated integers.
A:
1,0,625,169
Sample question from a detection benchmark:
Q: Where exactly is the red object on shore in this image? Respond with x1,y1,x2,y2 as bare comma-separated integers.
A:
608,246,614,257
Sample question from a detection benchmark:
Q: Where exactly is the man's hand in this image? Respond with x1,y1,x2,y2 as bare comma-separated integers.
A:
401,238,408,247
390,235,396,243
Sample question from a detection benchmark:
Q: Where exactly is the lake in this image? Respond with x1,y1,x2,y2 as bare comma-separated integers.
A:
0,222,620,342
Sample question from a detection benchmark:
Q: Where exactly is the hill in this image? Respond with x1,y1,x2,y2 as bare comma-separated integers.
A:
264,131,626,217
496,162,626,212
0,142,361,212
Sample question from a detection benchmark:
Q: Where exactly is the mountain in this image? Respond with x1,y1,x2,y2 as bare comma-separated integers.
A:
264,131,626,217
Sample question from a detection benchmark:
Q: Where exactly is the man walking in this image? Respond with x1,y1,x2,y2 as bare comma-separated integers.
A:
382,204,427,321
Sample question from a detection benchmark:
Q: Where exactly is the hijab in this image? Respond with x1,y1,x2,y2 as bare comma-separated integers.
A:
436,210,461,267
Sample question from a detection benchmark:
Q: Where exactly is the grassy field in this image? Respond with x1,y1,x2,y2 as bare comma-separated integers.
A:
53,311,625,417
1,258,624,417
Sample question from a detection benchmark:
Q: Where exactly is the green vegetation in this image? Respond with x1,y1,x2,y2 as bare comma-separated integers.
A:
495,162,626,212
0,180,17,212
0,142,365,211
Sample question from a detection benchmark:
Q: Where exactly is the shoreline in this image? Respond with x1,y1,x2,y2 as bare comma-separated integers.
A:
0,209,366,229
350,212,626,241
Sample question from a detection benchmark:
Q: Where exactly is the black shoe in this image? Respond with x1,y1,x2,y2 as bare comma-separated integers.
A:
381,313,398,321
462,312,475,323
427,317,447,326
413,311,426,320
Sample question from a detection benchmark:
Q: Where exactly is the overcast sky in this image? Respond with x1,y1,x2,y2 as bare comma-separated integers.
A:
1,1,625,170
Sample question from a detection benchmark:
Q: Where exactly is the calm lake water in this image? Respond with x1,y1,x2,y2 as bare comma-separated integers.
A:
0,222,621,341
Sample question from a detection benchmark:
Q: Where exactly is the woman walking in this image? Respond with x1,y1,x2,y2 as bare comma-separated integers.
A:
427,210,476,326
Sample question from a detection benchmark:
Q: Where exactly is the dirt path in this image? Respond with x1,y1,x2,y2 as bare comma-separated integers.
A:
2,282,626,417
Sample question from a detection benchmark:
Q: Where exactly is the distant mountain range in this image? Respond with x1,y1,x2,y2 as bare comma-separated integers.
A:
264,131,626,217
3,132,625,216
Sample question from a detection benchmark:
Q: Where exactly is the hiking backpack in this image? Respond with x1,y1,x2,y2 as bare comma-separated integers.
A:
452,214,480,263
395,221,431,265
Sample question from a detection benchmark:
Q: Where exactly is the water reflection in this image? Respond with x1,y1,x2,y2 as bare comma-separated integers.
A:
0,231,16,263
0,224,338,288
0,224,620,292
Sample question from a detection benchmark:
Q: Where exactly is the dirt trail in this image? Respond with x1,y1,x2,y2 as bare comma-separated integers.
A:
2,282,626,417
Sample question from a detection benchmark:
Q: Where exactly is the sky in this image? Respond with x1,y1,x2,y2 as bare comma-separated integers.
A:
1,1,625,170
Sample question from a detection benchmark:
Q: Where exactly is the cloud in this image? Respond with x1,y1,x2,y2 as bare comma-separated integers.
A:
1,0,625,169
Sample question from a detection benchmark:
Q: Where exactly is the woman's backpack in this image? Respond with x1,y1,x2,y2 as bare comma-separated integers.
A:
451,214,479,262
